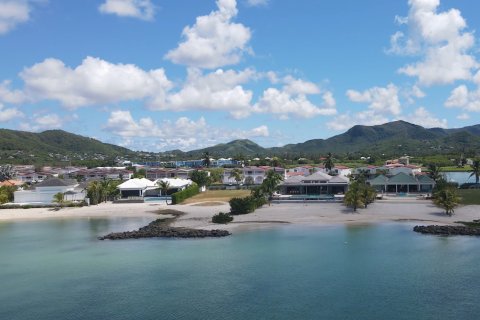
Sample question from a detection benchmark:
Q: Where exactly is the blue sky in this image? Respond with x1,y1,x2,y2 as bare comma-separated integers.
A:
0,0,479,151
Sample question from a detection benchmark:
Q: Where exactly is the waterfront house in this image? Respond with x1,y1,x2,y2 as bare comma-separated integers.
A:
117,178,157,198
223,166,286,185
368,172,435,194
14,178,85,204
279,172,349,196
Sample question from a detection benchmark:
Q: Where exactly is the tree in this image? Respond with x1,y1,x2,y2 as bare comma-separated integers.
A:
469,160,480,184
158,180,170,205
433,187,460,216
261,170,283,205
53,192,64,206
86,180,102,205
344,181,364,212
190,170,211,189
133,168,146,179
323,152,334,173
244,176,254,186
229,168,243,185
0,165,14,182
202,152,211,168
360,184,377,209
427,163,442,182
0,185,16,204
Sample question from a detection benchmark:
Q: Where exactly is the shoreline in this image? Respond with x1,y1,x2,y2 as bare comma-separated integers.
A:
1,200,480,233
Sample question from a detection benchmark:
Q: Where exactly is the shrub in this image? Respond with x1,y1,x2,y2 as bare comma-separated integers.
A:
212,212,234,224
229,196,257,215
171,183,200,204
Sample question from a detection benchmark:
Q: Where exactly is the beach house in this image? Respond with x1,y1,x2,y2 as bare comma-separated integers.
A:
14,178,86,204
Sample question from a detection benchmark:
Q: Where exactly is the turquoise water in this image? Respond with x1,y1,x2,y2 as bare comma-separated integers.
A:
1,219,480,320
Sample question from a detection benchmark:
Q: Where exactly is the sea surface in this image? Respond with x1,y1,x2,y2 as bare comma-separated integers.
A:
1,218,480,320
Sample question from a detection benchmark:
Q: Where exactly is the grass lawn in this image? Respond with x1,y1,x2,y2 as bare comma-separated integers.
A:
182,189,251,204
458,189,480,205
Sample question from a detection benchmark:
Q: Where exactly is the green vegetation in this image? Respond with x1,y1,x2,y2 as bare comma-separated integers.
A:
0,185,16,204
323,152,334,172
344,179,377,212
433,187,460,216
86,179,121,205
229,168,243,185
212,212,234,224
470,160,480,184
190,170,211,188
229,196,257,215
171,183,200,205
52,192,65,206
157,180,171,205
457,189,480,205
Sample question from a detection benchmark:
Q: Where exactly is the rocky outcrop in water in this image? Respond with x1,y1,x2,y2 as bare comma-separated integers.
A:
98,219,230,240
413,225,480,236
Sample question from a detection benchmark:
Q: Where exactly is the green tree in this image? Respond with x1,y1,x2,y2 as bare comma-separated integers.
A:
229,168,243,185
158,180,170,205
86,180,102,205
202,152,211,168
244,176,254,186
0,185,16,203
469,160,480,184
433,187,460,216
133,168,146,179
360,184,377,209
427,163,442,182
261,170,283,204
53,192,64,206
190,170,211,189
323,152,334,173
344,181,364,212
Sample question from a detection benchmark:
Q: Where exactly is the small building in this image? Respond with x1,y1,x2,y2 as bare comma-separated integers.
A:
368,172,435,194
14,178,85,204
117,178,157,198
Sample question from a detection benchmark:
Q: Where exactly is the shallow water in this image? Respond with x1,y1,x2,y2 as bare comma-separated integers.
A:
1,218,479,320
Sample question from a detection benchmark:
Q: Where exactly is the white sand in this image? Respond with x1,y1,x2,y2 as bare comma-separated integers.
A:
2,199,479,233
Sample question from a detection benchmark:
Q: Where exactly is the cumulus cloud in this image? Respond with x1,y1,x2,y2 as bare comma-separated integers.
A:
0,103,23,122
19,113,65,132
151,68,254,118
165,0,252,69
253,76,337,119
104,110,269,151
99,0,155,20
445,72,480,112
457,113,470,120
402,106,448,128
0,80,26,104
19,56,172,109
390,0,479,86
0,0,31,35
346,84,402,115
327,110,389,131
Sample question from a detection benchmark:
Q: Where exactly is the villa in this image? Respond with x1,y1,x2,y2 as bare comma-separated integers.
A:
368,172,435,194
279,172,349,197
14,178,86,204
223,166,286,185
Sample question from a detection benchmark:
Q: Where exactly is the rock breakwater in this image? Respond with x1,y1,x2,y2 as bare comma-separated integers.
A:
99,218,230,240
413,225,480,236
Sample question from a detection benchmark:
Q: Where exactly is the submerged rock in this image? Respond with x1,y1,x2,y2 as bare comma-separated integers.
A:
413,225,480,236
98,219,230,240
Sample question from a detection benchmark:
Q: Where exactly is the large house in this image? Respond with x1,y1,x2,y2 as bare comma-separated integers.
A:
14,178,85,204
223,166,285,185
368,173,435,194
279,172,349,197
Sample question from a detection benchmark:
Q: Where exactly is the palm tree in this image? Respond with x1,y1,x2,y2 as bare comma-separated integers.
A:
202,152,211,168
53,192,65,207
470,160,480,184
261,170,283,204
433,187,460,216
344,181,364,212
427,163,442,182
229,168,243,186
158,180,170,205
360,185,377,209
323,152,334,173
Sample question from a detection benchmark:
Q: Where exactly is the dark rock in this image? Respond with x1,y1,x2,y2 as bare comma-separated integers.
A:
98,219,230,240
413,225,480,236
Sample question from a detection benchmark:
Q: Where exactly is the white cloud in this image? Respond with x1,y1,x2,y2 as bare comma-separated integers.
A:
457,113,470,120
327,110,389,131
245,0,269,7
346,84,402,115
0,0,30,35
153,68,254,118
0,103,23,122
165,0,252,69
445,71,480,112
19,56,172,109
99,0,155,21
19,113,64,131
402,107,447,128
0,80,26,104
390,0,479,86
104,110,270,151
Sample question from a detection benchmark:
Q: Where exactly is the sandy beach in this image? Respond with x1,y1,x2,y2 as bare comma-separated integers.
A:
1,199,479,233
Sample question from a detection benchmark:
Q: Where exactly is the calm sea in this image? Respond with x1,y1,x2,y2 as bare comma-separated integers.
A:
1,218,480,320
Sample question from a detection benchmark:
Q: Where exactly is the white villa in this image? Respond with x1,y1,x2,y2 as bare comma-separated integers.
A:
117,177,193,198
14,178,86,204
223,166,286,185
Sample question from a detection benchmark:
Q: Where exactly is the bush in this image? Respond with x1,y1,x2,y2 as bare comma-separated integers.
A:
171,183,200,204
212,212,234,224
229,196,257,215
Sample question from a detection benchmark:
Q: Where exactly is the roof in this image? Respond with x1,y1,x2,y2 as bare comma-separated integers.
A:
0,180,23,186
417,175,435,184
155,178,192,188
368,174,388,185
117,178,156,190
387,172,418,184
302,172,332,182
35,178,78,188
329,176,349,184
282,175,305,184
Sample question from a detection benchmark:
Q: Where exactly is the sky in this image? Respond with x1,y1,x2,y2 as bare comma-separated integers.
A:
0,0,479,152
